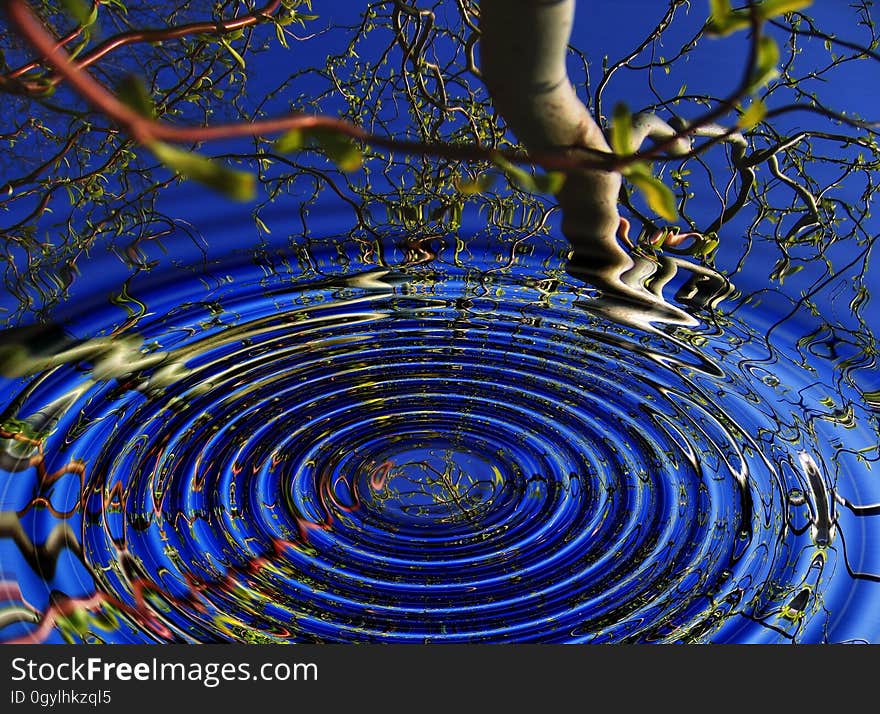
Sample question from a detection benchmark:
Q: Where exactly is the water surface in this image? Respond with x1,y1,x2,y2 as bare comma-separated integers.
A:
1,232,877,643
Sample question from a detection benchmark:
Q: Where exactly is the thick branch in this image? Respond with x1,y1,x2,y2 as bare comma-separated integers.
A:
479,0,630,282
2,0,619,171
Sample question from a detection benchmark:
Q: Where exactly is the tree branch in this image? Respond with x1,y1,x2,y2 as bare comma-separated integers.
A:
1,0,284,93
478,0,630,283
2,0,622,171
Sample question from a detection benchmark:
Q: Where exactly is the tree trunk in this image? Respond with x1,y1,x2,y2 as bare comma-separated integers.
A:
479,0,633,284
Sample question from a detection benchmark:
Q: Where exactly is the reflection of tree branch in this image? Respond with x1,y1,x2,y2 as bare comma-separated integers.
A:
769,16,880,64
766,104,879,131
2,0,616,172
1,0,284,93
2,0,878,363
0,126,88,196
613,5,763,168
593,1,683,120
766,153,820,240
0,512,84,579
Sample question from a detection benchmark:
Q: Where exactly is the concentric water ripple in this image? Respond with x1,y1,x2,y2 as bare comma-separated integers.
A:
1,243,877,643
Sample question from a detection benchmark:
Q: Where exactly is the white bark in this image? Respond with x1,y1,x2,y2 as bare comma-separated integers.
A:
479,0,632,281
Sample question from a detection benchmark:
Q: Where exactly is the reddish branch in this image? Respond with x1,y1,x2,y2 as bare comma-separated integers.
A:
1,0,284,91
3,0,617,174
3,0,99,81
2,0,809,195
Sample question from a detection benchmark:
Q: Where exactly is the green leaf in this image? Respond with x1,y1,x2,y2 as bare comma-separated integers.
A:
610,102,633,155
708,0,812,36
148,142,255,201
29,79,56,98
116,75,155,118
758,0,813,19
254,215,271,235
709,0,731,16
61,0,99,28
309,129,363,172
455,174,496,195
690,233,720,257
67,34,91,60
274,127,362,172
220,38,246,70
708,0,731,23
738,99,767,129
625,162,678,221
490,155,565,195
274,21,289,48
274,129,305,153
449,200,463,228
750,36,780,90
707,0,750,36
532,172,567,195
490,155,532,188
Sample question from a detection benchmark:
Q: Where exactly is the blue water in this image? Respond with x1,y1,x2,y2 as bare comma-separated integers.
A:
1,232,877,643
1,0,879,645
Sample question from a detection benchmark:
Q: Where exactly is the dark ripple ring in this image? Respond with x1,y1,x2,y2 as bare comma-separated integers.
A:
0,253,856,643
